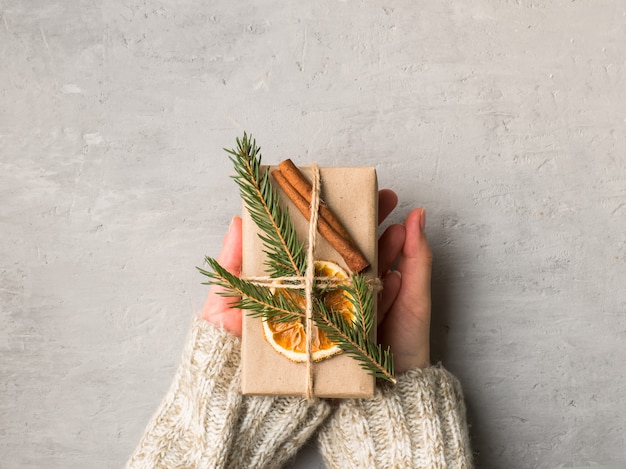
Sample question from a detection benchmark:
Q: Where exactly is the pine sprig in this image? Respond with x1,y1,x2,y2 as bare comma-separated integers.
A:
198,257,304,323
342,274,376,345
225,133,306,278
315,280,396,383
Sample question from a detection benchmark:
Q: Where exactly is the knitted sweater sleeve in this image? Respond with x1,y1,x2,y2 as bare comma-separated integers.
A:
126,316,331,469
317,366,473,469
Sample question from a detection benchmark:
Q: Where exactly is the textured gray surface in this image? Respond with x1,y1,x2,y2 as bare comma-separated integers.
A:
1,1,625,468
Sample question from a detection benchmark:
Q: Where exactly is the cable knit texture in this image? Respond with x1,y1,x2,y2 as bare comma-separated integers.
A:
127,316,473,468
317,366,473,468
126,316,331,469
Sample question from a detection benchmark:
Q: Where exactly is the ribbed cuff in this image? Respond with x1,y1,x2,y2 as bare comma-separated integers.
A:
317,366,473,469
127,316,331,469
126,316,243,469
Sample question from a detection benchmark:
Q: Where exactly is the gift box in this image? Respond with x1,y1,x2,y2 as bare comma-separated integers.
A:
240,164,378,398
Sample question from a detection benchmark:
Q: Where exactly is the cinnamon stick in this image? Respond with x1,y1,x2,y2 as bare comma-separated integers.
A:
278,159,354,242
271,168,370,273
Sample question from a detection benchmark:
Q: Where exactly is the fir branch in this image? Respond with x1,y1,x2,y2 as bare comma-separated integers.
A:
225,133,306,278
314,292,396,383
314,275,396,383
199,257,304,323
341,274,376,346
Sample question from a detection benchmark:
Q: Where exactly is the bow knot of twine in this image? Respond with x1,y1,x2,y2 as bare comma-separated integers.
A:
244,164,381,401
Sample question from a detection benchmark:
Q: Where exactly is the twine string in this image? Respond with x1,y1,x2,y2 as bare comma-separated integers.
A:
242,275,382,291
304,164,321,401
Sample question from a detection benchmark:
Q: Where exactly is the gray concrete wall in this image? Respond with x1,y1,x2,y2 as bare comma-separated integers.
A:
1,1,625,468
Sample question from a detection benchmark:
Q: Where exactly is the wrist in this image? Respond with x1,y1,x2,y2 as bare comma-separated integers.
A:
395,350,430,374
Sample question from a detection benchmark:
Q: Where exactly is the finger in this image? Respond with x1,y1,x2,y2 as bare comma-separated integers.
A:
378,223,405,276
216,216,243,276
377,270,401,326
394,208,432,318
202,216,243,336
378,189,398,224
209,216,243,303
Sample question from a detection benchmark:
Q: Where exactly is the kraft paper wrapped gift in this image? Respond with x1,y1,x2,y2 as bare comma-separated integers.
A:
240,165,378,398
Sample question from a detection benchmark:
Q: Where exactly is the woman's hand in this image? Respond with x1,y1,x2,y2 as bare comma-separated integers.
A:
201,190,433,374
377,204,432,372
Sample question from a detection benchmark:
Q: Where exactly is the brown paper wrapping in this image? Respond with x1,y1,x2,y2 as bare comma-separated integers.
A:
241,165,378,398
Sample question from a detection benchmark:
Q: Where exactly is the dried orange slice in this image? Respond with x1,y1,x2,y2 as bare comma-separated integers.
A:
262,260,355,362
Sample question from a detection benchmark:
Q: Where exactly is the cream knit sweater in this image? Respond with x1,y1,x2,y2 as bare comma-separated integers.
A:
127,317,473,468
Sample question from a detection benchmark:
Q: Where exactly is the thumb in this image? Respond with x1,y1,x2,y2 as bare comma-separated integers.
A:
202,216,243,336
216,216,243,276
394,208,432,320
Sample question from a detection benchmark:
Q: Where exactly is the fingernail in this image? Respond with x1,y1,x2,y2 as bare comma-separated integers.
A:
382,270,401,283
380,271,401,297
419,208,426,231
228,215,237,233
381,269,401,279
